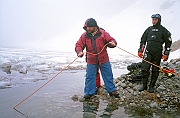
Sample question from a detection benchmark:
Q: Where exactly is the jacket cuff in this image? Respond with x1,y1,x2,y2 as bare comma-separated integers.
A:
77,50,82,55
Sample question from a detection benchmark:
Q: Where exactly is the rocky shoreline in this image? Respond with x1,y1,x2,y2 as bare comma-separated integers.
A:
74,57,180,117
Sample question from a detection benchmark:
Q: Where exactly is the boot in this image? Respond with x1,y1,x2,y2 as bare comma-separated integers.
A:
149,77,157,93
109,90,120,98
139,76,148,92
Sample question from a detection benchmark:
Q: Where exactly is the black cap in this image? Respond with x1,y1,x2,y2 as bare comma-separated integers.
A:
86,18,97,27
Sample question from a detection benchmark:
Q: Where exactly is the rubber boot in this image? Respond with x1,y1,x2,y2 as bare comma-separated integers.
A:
139,76,148,92
149,76,158,93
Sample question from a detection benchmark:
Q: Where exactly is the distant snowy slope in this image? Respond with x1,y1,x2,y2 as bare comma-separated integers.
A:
37,0,180,55
100,0,180,55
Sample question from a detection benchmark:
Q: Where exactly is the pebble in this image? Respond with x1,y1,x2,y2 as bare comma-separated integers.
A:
150,102,158,108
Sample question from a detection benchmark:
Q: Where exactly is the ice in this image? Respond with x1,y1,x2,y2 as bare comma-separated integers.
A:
0,81,12,89
0,46,179,89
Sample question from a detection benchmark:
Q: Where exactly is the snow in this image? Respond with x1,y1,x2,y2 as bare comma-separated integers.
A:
25,0,180,55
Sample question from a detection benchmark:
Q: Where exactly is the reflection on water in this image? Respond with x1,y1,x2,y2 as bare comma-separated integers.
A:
82,95,123,118
83,96,100,118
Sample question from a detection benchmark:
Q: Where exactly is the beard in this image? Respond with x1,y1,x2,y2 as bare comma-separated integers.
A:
87,27,96,33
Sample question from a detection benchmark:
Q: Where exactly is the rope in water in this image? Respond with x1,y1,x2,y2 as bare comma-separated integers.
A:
13,42,177,109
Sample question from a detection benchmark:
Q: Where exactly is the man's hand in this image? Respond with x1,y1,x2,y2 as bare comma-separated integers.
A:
162,49,170,61
162,54,168,61
109,41,116,47
138,52,143,58
77,52,84,57
138,46,145,58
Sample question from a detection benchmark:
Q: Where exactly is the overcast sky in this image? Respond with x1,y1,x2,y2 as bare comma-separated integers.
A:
0,0,137,48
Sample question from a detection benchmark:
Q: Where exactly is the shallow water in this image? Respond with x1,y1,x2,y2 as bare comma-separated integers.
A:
0,69,130,118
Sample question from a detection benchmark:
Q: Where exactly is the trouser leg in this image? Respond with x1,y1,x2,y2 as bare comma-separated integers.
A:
84,64,98,95
149,75,158,93
149,52,161,93
139,49,151,91
100,61,115,93
139,70,149,91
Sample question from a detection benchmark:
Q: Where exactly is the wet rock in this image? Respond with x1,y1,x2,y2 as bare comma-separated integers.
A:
79,96,85,102
120,83,126,88
160,103,168,108
102,111,111,116
19,66,27,74
133,85,141,91
71,94,78,102
150,102,158,108
127,88,133,93
157,85,166,92
0,81,12,89
120,74,126,79
175,83,180,88
129,102,137,107
1,65,11,74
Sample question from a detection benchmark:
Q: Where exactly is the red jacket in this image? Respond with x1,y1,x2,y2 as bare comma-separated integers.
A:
75,28,117,65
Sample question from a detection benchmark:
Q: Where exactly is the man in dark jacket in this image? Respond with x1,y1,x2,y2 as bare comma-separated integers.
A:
75,18,119,99
138,14,172,93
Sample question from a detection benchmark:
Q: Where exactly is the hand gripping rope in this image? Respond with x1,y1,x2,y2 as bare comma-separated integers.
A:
13,42,178,113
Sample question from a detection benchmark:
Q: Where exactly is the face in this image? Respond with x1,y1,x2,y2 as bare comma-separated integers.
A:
87,27,96,33
152,18,158,25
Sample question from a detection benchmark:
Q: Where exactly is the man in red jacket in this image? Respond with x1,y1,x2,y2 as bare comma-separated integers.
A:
75,18,119,99
83,19,101,92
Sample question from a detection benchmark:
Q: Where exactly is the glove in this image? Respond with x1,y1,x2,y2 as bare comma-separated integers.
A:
162,54,168,61
162,49,170,61
138,46,145,58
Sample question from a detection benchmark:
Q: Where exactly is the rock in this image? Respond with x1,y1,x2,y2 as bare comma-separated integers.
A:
156,94,160,98
0,81,12,89
120,83,126,88
127,88,133,93
133,85,141,91
150,102,158,108
120,74,126,79
79,96,85,102
175,83,180,88
19,66,27,74
176,61,180,66
157,85,166,92
115,81,122,87
71,94,78,101
129,102,137,107
133,91,139,96
160,103,168,108
102,111,111,116
128,83,133,87
1,65,11,74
